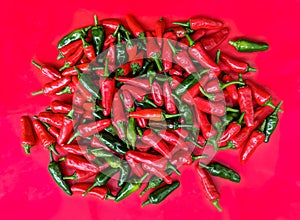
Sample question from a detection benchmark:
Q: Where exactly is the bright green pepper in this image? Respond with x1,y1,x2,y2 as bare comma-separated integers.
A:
96,130,128,155
264,101,283,143
57,28,87,49
118,161,131,187
229,39,269,52
91,15,105,55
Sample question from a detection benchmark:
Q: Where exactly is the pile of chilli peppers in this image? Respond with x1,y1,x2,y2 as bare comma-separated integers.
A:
20,14,283,211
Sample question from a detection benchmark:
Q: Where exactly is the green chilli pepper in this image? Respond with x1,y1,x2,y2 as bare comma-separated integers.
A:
229,39,269,52
57,28,87,49
83,167,119,196
116,33,128,66
142,181,180,207
200,162,240,183
118,161,131,187
174,69,209,97
127,117,137,149
96,130,128,155
48,152,72,196
91,15,105,55
172,94,193,126
264,101,283,143
115,173,149,202
89,148,115,158
140,169,173,196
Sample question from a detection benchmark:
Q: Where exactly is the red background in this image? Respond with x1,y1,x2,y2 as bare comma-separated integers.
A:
1,0,300,219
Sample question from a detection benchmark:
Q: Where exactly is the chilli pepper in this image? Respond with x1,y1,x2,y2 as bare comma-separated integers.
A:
167,40,196,74
172,94,194,126
63,169,95,181
115,33,128,66
57,109,74,145
126,150,166,170
148,119,187,130
179,29,206,47
193,106,217,140
169,26,193,38
200,27,229,51
170,150,193,166
20,116,36,154
61,63,89,77
135,107,148,128
41,122,60,140
193,97,226,117
72,77,94,102
32,119,58,155
200,162,240,182
57,28,87,49
58,40,82,59
37,112,66,129
125,14,145,38
61,153,99,173
240,130,266,163
223,74,239,101
220,53,256,73
142,181,180,207
96,130,128,155
31,76,72,96
32,60,61,80
82,102,103,112
100,18,122,30
121,85,148,102
229,39,269,52
195,166,222,211
158,130,189,151
130,51,145,74
91,15,105,55
163,81,177,114
48,100,72,113
71,183,115,200
118,161,131,187
116,63,132,76
146,32,163,71
142,163,173,184
127,117,137,148
48,152,72,195
121,89,135,112
115,173,149,202
129,109,181,121
59,45,84,71
83,167,119,195
162,32,178,72
151,81,164,107
169,65,183,76
60,144,87,155
218,121,242,146
68,119,111,144
103,24,121,50
185,34,220,76
154,17,165,47
237,86,254,127
117,77,150,91
126,154,146,177
81,37,96,61
173,15,223,30
112,91,127,140
264,101,283,143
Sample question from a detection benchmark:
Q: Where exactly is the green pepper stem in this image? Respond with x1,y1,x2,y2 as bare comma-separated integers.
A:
215,49,221,64
143,97,157,108
173,21,190,27
221,80,245,90
59,62,70,72
247,66,257,72
141,200,151,207
31,60,42,69
163,113,182,119
106,193,115,200
49,151,54,162
237,112,245,124
48,144,59,156
192,154,208,162
63,172,78,180
45,107,51,111
184,33,195,47
58,156,66,162
31,89,43,96
167,39,180,56
226,107,240,113
103,58,109,77
67,131,80,145
94,14,99,26
56,86,72,95
267,100,283,114
23,144,32,154
273,101,283,114
228,40,237,48
82,182,98,196
81,36,89,48
167,163,181,175
186,137,204,148
147,70,157,86
57,53,64,60
212,200,222,212
139,173,150,183
199,162,209,169
218,141,235,150
112,25,121,38
152,55,163,72
66,108,74,119
199,86,215,100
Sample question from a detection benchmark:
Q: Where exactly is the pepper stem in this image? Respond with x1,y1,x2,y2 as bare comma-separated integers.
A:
191,154,208,162
218,141,235,150
237,112,245,124
56,86,72,95
45,107,51,111
272,101,283,115
48,144,59,155
142,97,157,108
141,200,151,207
226,107,240,113
82,182,98,196
247,66,257,72
63,172,78,180
22,144,32,154
103,58,109,77
186,137,204,148
139,173,150,183
199,162,209,169
215,49,221,64
163,113,182,119
57,53,64,60
59,62,70,72
166,163,181,175
106,192,115,200
31,60,42,69
199,86,215,100
185,33,195,47
94,14,99,26
265,99,283,113
49,151,54,162
167,39,180,56
31,89,44,96
147,70,157,86
221,80,245,90
67,131,80,144
152,55,163,72
112,25,121,38
173,21,190,27
212,200,222,212
81,36,89,48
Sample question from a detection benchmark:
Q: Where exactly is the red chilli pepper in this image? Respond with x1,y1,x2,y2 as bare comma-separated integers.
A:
158,130,189,151
64,169,96,182
223,75,238,101
193,106,217,140
31,60,61,80
100,18,122,30
45,123,60,140
125,14,145,38
38,112,65,129
151,81,164,107
125,154,145,177
195,166,222,211
169,64,183,76
71,183,110,200
100,77,115,116
200,27,229,51
155,17,165,48
171,26,191,38
63,153,99,173
135,139,151,152
81,37,96,61
58,40,82,59
237,86,254,127
60,145,87,155
103,25,120,50
142,163,172,184
220,53,256,73
32,76,72,96
142,129,172,159
163,81,178,114
77,119,111,138
117,77,150,91
169,75,184,90
121,85,147,102
112,91,127,140
218,122,241,145
146,32,163,71
179,29,206,48
170,150,192,166
129,108,180,121
240,130,266,164
193,97,226,117
135,107,148,128
162,32,178,72
126,150,167,170
62,63,89,77
49,100,72,113
174,15,223,30
60,45,84,70
20,116,36,154
228,126,254,149
57,110,74,145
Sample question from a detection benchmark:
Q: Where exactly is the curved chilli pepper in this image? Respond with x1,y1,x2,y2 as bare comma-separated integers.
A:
117,77,150,91
32,119,58,154
118,161,131,187
57,28,87,49
121,85,147,102
200,162,240,183
229,39,269,52
32,60,61,80
100,76,115,116
59,45,84,71
200,27,229,51
42,122,60,140
264,101,283,143
76,68,101,100
195,166,222,211
185,34,220,76
179,29,206,47
91,15,105,56
167,40,196,74
71,183,114,200
115,173,149,202
82,102,103,112
58,40,82,59
218,122,241,145
162,32,178,72
103,24,120,50
193,106,217,140
254,106,274,126
59,144,87,155
240,130,266,164
223,75,238,101
146,32,162,71
48,153,72,195
193,97,226,117
169,75,183,90
61,63,89,77
81,37,96,61
151,81,164,107
97,130,128,155
57,110,74,145
126,150,167,170
63,153,99,173
49,100,72,114
126,155,145,177
220,53,256,73
142,163,172,184
63,169,95,181
227,126,254,149
125,14,145,38
163,81,177,114
20,116,36,154
112,92,127,140
129,109,181,122
238,87,254,127
155,17,165,48
174,16,223,30
116,63,132,77
142,129,172,159
142,181,180,207
31,76,72,96
121,89,134,112
135,107,148,128
72,76,93,101
158,130,189,151
100,18,122,30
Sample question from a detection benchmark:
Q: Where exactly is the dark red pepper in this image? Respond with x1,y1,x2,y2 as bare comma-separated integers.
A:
237,86,254,127
20,116,36,154
49,100,72,114
155,17,165,47
146,32,163,71
174,15,223,30
58,40,82,59
200,27,229,51
121,85,147,102
125,14,145,38
142,163,172,184
100,18,122,30
59,144,87,155
57,110,74,145
223,75,239,101
62,153,99,173
125,154,145,177
81,37,96,61
151,81,164,107
117,77,150,91
112,91,127,140
63,169,95,181
158,130,189,151
32,60,61,80
162,32,178,72
60,45,84,71
129,108,180,121
170,150,192,166
32,76,72,96
71,183,113,200
218,122,241,145
62,63,89,77
135,107,148,128
193,97,226,117
220,53,256,73
38,112,65,129
163,81,178,114
193,106,217,140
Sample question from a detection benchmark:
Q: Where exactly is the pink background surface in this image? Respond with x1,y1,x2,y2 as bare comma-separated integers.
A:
1,0,300,219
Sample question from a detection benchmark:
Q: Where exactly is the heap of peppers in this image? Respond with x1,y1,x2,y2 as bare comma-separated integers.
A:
20,14,282,211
